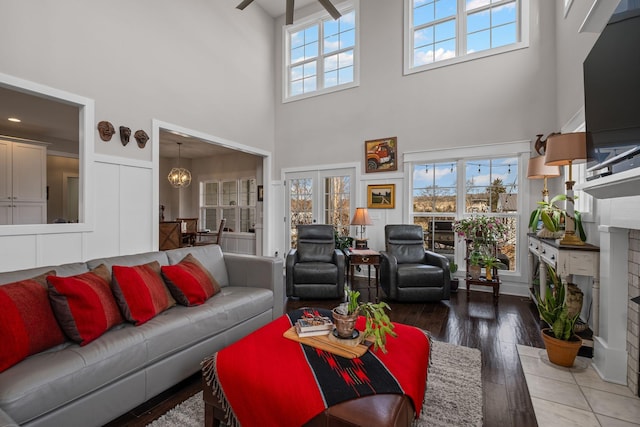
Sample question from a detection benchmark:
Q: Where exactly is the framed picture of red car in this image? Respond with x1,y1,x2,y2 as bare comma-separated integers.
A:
365,137,397,173
367,184,395,209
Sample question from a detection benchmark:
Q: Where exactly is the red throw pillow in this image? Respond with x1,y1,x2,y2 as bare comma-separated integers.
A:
0,272,67,373
111,261,176,326
161,253,221,306
47,265,123,346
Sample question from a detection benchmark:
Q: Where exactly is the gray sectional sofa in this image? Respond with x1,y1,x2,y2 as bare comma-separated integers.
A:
0,244,283,427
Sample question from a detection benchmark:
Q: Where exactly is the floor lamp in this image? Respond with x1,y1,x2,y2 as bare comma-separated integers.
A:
527,155,561,203
544,132,587,246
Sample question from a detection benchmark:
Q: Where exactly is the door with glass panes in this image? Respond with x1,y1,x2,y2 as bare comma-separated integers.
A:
285,168,354,249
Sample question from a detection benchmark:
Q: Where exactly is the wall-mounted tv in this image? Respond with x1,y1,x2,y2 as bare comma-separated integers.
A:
584,7,640,175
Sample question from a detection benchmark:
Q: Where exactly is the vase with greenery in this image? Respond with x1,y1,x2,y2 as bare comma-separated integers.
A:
535,266,582,367
449,260,459,291
528,194,586,241
453,215,509,246
468,250,483,280
334,231,354,251
332,288,397,353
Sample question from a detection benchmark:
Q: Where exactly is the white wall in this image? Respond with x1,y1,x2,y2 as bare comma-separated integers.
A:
0,0,275,271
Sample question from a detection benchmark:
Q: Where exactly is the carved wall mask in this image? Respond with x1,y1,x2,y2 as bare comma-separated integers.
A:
134,130,149,148
119,126,131,146
97,121,115,141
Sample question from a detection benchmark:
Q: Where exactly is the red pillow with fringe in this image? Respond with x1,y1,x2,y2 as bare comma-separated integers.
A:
47,265,123,346
111,261,176,326
161,253,221,306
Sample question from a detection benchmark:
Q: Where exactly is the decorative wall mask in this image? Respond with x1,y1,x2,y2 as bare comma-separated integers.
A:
119,126,131,146
134,130,149,148
97,121,115,141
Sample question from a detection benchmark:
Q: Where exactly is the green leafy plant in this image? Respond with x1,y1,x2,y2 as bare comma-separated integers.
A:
449,260,458,276
469,250,483,267
334,231,353,250
481,255,507,271
529,195,586,241
535,266,579,340
343,289,397,353
453,215,509,245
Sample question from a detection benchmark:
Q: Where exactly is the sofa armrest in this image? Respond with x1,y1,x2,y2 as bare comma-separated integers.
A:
379,251,398,300
224,253,284,319
0,408,18,427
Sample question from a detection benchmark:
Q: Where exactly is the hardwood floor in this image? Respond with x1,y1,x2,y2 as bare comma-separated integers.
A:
106,282,544,427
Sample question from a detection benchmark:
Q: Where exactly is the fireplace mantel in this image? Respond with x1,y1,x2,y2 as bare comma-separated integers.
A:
577,167,640,199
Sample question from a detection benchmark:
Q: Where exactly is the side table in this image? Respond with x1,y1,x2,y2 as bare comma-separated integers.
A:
345,249,381,302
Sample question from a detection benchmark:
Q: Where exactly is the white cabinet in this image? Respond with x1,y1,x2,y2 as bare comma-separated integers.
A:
0,139,47,224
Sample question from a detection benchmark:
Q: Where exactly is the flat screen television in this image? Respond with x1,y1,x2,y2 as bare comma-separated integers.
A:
584,7,640,175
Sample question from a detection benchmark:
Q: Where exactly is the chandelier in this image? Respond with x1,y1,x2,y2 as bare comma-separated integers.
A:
167,142,192,188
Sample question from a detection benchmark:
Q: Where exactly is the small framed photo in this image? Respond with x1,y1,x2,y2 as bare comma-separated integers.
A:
365,137,397,173
367,184,395,209
257,185,264,202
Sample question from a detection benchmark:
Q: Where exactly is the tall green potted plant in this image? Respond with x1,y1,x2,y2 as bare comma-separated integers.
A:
535,266,582,367
529,194,586,241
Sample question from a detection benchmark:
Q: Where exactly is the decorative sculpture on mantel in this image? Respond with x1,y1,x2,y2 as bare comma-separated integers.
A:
534,132,560,155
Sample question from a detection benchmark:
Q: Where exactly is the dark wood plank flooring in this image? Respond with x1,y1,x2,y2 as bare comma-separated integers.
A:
105,282,544,427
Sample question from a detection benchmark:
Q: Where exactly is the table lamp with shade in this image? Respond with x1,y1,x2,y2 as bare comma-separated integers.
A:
527,155,561,202
544,132,587,246
351,207,373,249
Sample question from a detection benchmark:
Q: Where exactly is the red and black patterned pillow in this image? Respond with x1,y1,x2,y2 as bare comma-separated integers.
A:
0,272,67,373
111,261,176,326
161,253,221,306
47,264,123,346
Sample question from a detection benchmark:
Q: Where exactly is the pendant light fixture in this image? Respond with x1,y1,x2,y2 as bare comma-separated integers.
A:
167,142,192,188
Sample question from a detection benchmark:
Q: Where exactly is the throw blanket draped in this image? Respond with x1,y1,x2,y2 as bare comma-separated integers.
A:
202,308,429,427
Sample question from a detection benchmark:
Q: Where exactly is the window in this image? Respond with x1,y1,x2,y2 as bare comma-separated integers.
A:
200,178,256,233
284,1,359,101
410,155,521,272
405,0,528,74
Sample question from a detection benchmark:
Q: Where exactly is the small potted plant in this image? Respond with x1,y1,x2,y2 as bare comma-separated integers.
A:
468,250,483,280
449,260,459,292
332,288,397,353
535,266,582,367
481,255,507,281
529,194,586,241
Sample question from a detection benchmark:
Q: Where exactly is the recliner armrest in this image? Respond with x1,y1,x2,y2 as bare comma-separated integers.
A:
424,250,451,298
379,251,399,300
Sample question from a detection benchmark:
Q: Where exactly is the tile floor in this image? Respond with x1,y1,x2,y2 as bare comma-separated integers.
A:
517,345,640,427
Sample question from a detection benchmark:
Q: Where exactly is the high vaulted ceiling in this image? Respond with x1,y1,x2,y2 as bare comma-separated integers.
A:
254,0,316,18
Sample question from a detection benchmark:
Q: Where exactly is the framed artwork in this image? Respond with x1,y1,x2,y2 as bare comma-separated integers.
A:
367,184,395,209
257,185,264,202
364,137,398,173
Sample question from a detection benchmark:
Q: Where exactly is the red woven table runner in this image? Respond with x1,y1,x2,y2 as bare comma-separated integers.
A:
202,308,429,427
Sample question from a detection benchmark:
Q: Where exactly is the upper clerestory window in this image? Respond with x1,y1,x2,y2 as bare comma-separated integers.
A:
283,0,359,102
404,0,529,75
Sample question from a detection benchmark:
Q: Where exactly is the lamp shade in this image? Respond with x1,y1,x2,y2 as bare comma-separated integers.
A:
544,132,587,166
527,156,561,179
350,208,372,226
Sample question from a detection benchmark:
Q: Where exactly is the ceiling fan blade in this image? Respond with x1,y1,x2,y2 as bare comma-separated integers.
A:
285,0,294,25
236,0,255,11
317,0,342,20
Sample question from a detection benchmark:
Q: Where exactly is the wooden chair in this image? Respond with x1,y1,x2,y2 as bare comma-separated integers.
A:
159,221,182,251
176,218,198,246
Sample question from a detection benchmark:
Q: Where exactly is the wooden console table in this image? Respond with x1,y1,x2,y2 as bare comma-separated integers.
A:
528,234,600,335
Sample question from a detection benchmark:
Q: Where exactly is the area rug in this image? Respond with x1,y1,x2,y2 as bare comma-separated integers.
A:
147,339,482,427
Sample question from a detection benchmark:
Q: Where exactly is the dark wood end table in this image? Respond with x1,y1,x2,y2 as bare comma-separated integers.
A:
346,248,381,302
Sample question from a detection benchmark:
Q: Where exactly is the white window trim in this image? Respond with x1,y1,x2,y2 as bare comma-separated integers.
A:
282,0,360,103
403,0,530,75
404,141,531,282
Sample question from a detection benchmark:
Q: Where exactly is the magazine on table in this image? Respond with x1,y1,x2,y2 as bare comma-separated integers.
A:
295,316,333,336
294,324,333,338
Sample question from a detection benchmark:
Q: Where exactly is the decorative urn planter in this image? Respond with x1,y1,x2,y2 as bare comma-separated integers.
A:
468,265,482,280
541,328,582,367
332,307,359,338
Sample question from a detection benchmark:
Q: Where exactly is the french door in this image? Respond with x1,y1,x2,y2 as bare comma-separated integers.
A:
285,167,355,249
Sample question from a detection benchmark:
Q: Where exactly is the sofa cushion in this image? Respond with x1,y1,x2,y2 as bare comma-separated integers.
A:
165,245,230,288
47,265,124,346
0,272,66,373
111,261,176,326
161,253,221,306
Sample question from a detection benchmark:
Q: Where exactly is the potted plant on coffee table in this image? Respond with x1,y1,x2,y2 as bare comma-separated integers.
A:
332,288,397,353
535,265,582,367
